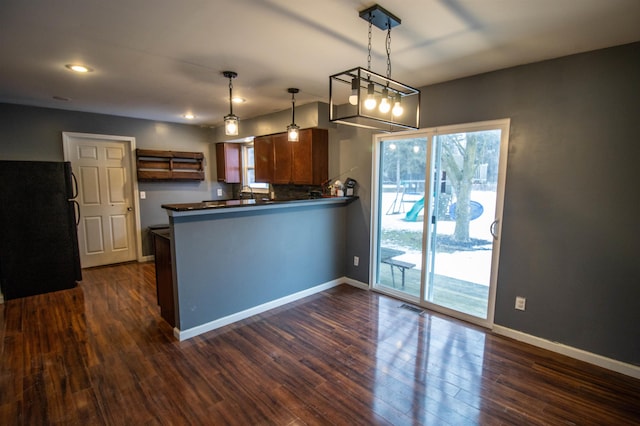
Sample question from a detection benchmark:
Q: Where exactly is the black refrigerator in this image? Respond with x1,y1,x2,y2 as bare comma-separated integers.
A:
0,161,82,300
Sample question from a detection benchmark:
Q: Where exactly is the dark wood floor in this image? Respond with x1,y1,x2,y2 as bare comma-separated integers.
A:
1,262,639,425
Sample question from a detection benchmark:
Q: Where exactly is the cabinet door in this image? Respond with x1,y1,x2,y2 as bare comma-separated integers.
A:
216,143,241,183
153,234,175,327
291,129,313,184
254,136,273,183
272,133,293,184
309,128,328,185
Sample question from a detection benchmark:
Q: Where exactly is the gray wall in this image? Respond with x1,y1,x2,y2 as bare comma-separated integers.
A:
0,103,227,255
341,42,640,365
171,203,346,330
2,41,638,365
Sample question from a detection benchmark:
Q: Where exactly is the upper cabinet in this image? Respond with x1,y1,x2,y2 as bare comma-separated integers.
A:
254,128,328,185
254,135,274,183
216,142,241,183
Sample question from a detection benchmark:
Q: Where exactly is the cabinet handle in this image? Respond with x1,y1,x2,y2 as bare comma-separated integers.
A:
490,219,499,240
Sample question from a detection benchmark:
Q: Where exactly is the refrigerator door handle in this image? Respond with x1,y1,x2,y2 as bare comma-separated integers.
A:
72,200,81,226
71,172,79,199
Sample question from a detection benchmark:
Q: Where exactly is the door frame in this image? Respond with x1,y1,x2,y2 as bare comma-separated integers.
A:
62,132,143,264
370,119,510,329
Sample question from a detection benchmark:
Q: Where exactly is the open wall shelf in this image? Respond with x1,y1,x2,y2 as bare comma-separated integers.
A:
136,149,204,181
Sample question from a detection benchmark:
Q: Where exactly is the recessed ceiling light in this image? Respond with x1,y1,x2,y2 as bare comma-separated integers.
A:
183,113,196,119
65,64,94,73
232,97,245,104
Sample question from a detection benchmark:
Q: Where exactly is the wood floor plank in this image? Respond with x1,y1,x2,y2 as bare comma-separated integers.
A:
1,261,639,425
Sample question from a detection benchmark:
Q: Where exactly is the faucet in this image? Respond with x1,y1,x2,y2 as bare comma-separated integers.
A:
239,185,254,199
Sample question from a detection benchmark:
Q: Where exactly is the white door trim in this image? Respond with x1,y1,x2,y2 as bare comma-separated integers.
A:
369,118,510,330
62,132,143,264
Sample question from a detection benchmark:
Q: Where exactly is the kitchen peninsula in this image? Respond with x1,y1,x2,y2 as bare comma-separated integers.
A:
161,196,355,340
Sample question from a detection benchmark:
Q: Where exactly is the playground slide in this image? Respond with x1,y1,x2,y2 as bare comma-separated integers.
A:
404,197,424,222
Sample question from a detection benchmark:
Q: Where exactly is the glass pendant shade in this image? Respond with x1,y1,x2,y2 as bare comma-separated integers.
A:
224,114,239,136
287,124,300,142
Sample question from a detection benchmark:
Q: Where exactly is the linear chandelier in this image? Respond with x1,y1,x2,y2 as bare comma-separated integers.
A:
329,4,420,132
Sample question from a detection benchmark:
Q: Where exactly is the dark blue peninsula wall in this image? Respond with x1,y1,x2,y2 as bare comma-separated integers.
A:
162,197,355,340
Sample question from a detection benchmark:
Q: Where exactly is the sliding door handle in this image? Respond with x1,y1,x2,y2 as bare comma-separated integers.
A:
490,219,499,240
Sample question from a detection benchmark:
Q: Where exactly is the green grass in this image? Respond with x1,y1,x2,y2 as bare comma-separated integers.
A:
377,264,488,318
381,229,492,253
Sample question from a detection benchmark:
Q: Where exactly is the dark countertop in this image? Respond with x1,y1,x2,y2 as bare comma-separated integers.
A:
161,196,357,214
149,227,171,239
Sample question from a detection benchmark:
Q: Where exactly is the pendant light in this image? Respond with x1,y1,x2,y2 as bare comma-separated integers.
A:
222,71,239,136
287,88,300,142
329,4,420,131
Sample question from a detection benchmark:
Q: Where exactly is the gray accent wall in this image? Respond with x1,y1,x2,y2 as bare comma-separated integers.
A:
170,204,347,330
341,42,640,365
0,103,224,255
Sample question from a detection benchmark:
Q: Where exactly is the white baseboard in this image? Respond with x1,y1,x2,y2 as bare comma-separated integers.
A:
493,325,640,379
174,278,344,341
343,277,370,290
139,255,154,263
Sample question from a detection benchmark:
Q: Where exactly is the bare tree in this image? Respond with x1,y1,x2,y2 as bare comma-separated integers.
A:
440,133,478,243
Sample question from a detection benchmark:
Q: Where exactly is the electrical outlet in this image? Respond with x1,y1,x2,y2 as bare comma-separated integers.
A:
515,296,526,311
353,256,359,266
140,191,146,199
217,188,223,197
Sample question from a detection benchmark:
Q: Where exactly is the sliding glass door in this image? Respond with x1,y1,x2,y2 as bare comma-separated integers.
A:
372,120,510,326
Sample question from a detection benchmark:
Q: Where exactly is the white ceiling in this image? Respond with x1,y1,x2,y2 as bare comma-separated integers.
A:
1,0,639,128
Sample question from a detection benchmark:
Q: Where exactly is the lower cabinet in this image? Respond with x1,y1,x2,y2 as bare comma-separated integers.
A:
151,230,176,327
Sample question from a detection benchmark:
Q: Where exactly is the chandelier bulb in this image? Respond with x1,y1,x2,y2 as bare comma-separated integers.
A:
379,88,391,113
364,82,377,110
348,78,359,106
392,94,404,117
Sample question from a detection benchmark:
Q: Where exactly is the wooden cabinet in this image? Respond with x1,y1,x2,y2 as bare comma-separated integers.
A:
151,229,175,327
254,128,328,185
216,143,241,183
136,149,204,181
254,135,274,183
272,133,293,184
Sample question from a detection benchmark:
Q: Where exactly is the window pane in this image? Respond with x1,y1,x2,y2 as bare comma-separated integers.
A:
247,146,255,165
376,138,428,298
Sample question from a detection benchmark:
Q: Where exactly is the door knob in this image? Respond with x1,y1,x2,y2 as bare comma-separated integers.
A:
127,207,133,212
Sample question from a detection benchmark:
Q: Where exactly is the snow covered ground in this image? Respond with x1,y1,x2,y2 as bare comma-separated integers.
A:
379,190,497,285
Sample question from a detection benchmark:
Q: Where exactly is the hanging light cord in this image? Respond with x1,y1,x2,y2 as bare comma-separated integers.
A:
228,76,234,115
367,15,373,76
386,26,392,79
290,91,296,124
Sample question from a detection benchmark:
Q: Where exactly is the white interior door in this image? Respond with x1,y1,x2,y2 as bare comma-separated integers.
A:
63,133,138,268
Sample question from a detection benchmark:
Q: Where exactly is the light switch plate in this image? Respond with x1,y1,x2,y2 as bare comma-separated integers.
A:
140,191,146,199
217,188,223,197
515,296,526,311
